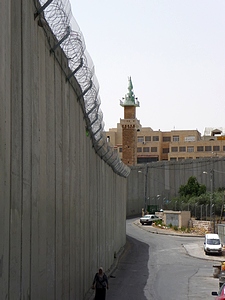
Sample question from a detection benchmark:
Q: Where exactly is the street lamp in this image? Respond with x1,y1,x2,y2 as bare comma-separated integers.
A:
138,164,149,213
163,197,166,210
203,169,214,231
156,194,161,210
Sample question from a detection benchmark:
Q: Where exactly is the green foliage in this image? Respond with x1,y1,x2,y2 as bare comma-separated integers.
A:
178,176,206,199
154,219,162,226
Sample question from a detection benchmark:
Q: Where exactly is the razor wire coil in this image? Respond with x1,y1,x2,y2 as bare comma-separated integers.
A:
36,0,130,178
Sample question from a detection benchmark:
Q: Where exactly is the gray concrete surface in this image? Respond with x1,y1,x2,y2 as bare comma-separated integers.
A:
127,160,225,218
86,219,225,299
133,219,225,263
0,1,127,299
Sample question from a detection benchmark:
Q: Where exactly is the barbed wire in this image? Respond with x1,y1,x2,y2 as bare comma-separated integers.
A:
35,0,130,178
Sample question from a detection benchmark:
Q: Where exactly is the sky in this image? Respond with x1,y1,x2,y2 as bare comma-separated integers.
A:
69,0,225,135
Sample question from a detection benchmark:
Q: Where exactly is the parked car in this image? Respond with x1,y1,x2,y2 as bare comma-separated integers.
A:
140,214,161,225
212,282,225,299
204,234,222,255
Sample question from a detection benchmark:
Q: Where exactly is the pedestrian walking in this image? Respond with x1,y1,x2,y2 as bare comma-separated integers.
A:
92,267,109,300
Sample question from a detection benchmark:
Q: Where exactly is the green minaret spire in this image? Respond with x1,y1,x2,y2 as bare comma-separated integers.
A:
120,77,140,107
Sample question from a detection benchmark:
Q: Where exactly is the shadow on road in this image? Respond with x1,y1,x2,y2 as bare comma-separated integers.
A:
107,235,149,300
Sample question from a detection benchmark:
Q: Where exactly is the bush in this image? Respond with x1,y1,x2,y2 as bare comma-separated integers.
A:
155,219,163,226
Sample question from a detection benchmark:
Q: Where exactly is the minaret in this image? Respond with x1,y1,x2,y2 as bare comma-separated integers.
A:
120,77,140,166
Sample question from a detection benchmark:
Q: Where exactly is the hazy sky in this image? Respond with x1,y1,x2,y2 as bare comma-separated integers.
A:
70,0,225,134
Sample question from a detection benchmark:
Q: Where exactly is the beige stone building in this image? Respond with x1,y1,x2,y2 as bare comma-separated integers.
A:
107,124,225,164
106,79,225,165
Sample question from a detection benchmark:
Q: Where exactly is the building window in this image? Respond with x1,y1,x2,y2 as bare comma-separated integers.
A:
162,148,169,153
197,146,203,152
143,147,150,152
137,147,142,153
170,157,177,161
205,146,212,152
223,146,225,151
163,136,171,142
137,136,144,143
151,147,157,152
178,157,185,160
179,147,186,152
187,146,194,152
119,147,122,152
213,146,220,151
153,136,159,141
184,136,195,142
173,135,179,142
145,136,151,142
171,147,178,152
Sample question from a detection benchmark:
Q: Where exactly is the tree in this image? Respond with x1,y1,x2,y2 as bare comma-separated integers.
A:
179,176,206,199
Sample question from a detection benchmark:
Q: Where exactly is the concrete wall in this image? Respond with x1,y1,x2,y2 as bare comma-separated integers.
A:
127,158,225,217
164,212,179,227
163,211,191,228
0,1,127,299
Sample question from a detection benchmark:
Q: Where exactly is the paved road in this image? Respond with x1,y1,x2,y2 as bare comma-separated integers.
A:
107,234,149,300
86,218,223,299
106,218,223,300
134,219,225,262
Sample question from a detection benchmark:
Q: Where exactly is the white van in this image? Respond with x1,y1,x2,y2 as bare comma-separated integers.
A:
204,233,222,255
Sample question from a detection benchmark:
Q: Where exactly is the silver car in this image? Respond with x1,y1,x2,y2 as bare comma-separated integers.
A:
140,214,161,225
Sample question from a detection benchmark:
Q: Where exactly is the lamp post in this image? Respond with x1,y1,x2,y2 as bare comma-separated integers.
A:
163,197,166,210
138,164,149,213
203,169,214,232
156,194,161,210
210,169,214,232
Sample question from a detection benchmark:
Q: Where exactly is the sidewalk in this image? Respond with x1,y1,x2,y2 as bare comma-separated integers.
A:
133,219,225,262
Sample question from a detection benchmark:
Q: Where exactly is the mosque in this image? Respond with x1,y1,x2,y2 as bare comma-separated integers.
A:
105,77,225,166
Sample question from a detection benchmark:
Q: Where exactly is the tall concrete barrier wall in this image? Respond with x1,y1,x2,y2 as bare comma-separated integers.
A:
0,1,127,299
127,157,225,217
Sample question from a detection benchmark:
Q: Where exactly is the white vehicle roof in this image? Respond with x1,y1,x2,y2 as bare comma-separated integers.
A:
205,233,220,239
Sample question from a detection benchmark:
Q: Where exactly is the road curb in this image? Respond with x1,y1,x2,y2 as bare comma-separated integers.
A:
133,220,204,238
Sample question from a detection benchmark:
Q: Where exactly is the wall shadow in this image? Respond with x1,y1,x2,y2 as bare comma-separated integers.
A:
107,235,149,300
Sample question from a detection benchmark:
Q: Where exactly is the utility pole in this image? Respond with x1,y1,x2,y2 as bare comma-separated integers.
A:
144,164,148,213
138,164,149,214
210,169,215,233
